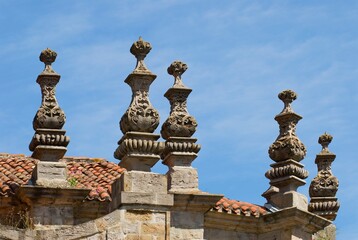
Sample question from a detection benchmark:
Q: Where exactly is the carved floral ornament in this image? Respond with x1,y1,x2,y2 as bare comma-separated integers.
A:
161,61,198,140
318,132,333,153
33,48,66,130
130,37,152,73
278,89,297,114
167,61,188,88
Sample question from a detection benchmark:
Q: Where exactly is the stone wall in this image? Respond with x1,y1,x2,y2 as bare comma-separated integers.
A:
0,171,334,240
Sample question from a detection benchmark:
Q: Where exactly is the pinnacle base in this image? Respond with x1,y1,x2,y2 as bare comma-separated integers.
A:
31,145,67,162
267,190,308,211
119,155,161,172
31,161,68,187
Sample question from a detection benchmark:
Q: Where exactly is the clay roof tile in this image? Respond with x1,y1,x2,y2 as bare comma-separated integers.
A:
0,153,126,201
213,197,267,218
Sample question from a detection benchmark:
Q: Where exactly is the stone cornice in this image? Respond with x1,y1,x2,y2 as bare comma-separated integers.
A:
205,207,331,235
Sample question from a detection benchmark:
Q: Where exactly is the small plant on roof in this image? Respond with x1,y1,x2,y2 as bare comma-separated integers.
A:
67,177,78,187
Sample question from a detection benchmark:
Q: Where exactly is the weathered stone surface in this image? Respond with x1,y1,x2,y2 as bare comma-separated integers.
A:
269,191,308,211
32,205,73,225
268,90,306,162
309,133,339,221
161,137,200,163
313,224,336,240
120,171,167,193
120,192,173,206
114,38,164,171
263,90,308,210
114,132,164,172
167,166,199,192
204,228,258,240
116,172,173,206
162,138,201,192
119,37,159,134
161,61,197,140
171,211,204,239
29,48,70,162
32,161,68,187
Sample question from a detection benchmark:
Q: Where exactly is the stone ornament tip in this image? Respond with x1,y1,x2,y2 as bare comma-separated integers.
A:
278,89,297,102
40,48,57,65
167,61,188,88
278,89,297,114
130,37,152,73
130,36,152,58
318,132,333,152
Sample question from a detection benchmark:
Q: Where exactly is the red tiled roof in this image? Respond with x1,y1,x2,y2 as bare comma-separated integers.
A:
65,157,126,201
1,154,267,214
0,153,126,201
213,197,267,217
0,153,37,196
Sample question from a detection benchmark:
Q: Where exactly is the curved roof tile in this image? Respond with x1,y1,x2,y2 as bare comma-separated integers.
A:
0,153,126,201
213,197,267,217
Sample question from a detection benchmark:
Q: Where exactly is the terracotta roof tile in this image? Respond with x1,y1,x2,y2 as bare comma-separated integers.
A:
0,153,126,202
0,154,38,196
213,197,267,218
64,157,125,201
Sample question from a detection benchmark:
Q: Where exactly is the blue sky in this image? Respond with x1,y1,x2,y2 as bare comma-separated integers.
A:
0,1,357,238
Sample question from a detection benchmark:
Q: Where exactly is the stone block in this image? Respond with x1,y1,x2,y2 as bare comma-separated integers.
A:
141,222,165,235
170,211,204,240
32,161,68,187
32,205,73,225
121,171,167,193
125,210,153,222
120,192,173,206
167,166,198,192
125,234,152,240
171,211,204,228
106,225,125,240
269,191,308,211
170,227,204,240
313,224,336,240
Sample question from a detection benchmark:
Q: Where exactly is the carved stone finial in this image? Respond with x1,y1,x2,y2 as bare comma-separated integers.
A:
318,132,333,153
119,38,159,134
161,61,197,140
309,133,339,220
167,61,188,88
268,90,306,162
39,48,58,74
263,90,308,211
130,37,152,73
114,38,163,172
29,48,70,162
278,89,297,113
161,61,201,193
33,49,65,130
